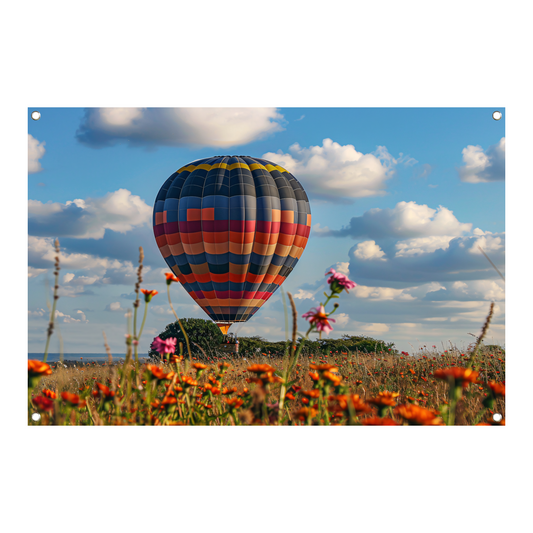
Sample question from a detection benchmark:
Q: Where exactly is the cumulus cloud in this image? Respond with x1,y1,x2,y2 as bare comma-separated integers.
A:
28,308,47,318
105,302,124,312
262,139,399,201
28,266,47,278
76,108,284,148
346,232,505,285
29,189,152,239
353,285,416,301
353,241,387,261
423,280,505,302
28,134,45,173
459,137,505,183
395,235,458,257
317,201,472,239
293,289,315,300
28,236,154,287
54,310,89,323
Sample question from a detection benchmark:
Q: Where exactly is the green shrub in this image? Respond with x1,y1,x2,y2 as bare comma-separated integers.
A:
148,318,224,359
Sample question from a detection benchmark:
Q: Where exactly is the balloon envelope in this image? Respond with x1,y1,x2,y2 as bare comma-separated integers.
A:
153,155,311,330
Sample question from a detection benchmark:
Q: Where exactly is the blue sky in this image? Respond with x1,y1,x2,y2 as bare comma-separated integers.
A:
28,107,505,354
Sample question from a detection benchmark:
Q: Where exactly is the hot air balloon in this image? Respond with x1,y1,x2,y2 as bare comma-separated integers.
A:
153,155,311,335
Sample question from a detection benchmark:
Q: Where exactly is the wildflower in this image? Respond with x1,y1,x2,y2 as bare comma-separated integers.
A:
362,417,399,426
146,364,174,381
222,387,237,395
32,396,54,412
152,336,177,355
323,371,342,386
285,392,296,401
28,360,53,387
192,363,208,370
295,407,318,421
61,391,86,407
140,289,158,302
42,389,57,399
247,364,275,374
181,375,198,387
325,268,357,294
394,404,444,426
487,381,505,397
95,382,116,399
309,371,320,381
225,398,244,409
302,305,335,334
367,391,399,407
170,354,183,364
433,367,479,388
165,272,180,285
301,389,320,399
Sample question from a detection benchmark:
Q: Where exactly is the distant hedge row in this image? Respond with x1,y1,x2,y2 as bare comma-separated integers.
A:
148,318,398,359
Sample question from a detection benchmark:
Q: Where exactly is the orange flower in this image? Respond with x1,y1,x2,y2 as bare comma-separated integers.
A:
323,371,342,386
285,392,296,401
394,404,444,425
433,367,479,388
367,391,399,407
28,360,53,376
95,382,116,399
222,387,237,395
309,371,320,381
295,407,318,421
247,364,275,374
192,363,208,370
42,388,57,399
362,417,399,426
165,272,180,285
301,389,320,399
225,398,244,409
181,375,198,387
146,364,174,381
28,360,53,387
488,381,505,397
328,394,372,414
61,391,86,407
140,289,158,302
170,354,183,364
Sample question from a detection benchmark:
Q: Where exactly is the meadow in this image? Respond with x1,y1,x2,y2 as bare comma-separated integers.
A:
28,241,505,426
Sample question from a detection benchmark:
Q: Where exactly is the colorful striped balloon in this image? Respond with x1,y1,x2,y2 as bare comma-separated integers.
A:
153,155,311,334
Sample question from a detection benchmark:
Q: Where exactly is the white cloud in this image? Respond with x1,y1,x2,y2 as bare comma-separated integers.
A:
76,108,284,148
28,266,47,278
28,134,45,174
334,313,350,326
468,234,504,255
395,235,457,257
293,289,315,300
459,137,505,183
28,308,47,318
353,240,387,261
29,189,152,239
353,285,416,301
106,302,124,312
358,322,390,334
320,201,472,239
424,279,505,302
54,310,89,323
263,139,398,201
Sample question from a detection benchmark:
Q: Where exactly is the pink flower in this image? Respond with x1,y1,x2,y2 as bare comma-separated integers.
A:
326,268,357,293
302,305,335,334
152,336,177,354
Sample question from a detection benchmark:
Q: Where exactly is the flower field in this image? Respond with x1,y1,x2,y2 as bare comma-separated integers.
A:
28,242,505,426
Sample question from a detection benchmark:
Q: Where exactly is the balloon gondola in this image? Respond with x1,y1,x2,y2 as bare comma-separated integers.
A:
153,155,311,334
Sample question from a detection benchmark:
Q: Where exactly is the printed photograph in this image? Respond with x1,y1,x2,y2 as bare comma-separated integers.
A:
28,107,505,425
